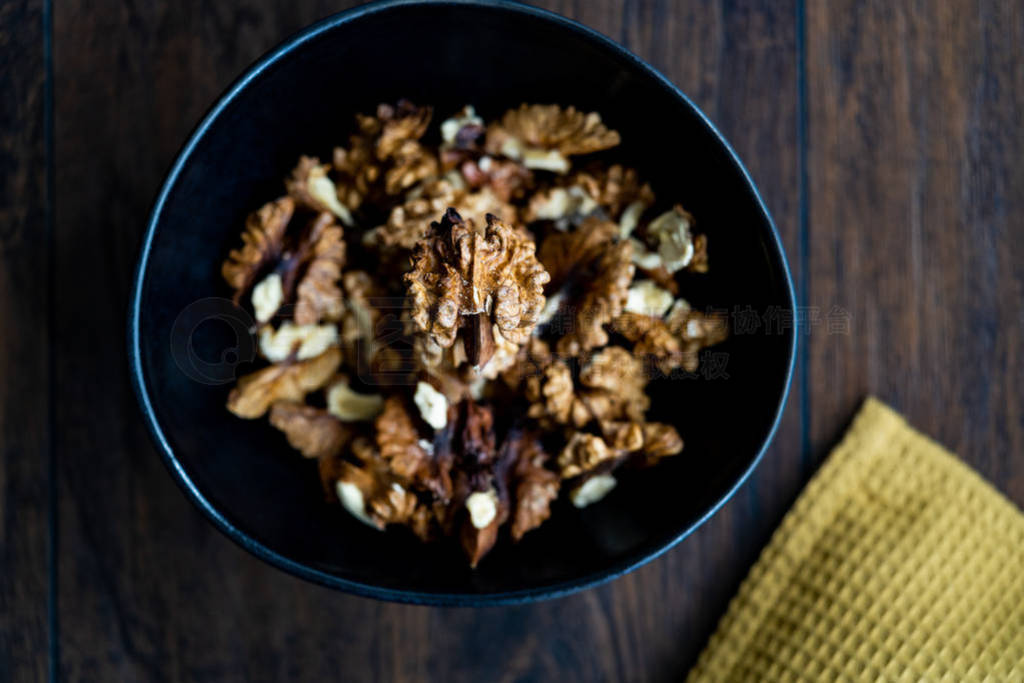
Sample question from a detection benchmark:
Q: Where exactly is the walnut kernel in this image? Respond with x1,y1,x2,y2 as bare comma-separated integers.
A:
259,322,338,362
414,381,449,430
647,206,695,273
327,380,385,422
569,473,617,508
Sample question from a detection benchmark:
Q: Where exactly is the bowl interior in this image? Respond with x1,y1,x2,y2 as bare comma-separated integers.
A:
133,1,795,602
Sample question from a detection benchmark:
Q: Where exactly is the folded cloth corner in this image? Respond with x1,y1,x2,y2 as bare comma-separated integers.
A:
688,397,1024,682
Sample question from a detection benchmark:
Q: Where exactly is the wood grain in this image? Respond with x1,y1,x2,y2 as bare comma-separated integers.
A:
13,0,1016,681
806,1,1024,505
529,2,806,678
0,1,51,681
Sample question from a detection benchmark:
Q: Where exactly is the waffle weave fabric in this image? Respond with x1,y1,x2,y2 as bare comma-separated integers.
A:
688,397,1024,682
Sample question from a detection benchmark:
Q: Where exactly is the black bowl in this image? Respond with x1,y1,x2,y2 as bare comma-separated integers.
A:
129,0,796,605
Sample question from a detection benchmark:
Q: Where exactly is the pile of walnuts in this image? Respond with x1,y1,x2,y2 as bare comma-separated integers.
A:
221,101,728,567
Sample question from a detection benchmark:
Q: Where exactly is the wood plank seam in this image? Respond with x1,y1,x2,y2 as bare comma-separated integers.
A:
43,0,58,679
795,0,812,479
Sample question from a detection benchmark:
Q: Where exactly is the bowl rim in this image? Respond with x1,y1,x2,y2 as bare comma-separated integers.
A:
127,0,798,606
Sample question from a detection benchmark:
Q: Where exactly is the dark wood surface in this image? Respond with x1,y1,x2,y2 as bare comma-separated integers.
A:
0,1,50,683
1,0,1021,680
1,2,50,681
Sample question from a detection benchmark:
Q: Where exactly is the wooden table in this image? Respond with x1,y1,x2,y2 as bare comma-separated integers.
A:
3,1,1022,680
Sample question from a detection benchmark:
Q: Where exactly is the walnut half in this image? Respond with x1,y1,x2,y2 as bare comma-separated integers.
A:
612,300,728,374
221,197,294,302
226,347,341,419
538,217,635,355
485,104,621,173
269,402,351,459
406,208,550,369
507,432,559,540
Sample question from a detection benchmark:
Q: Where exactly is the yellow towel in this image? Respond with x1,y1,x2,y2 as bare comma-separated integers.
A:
688,398,1024,682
